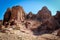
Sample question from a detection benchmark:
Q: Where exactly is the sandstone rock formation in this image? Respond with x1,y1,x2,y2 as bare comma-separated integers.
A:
54,11,60,29
3,8,11,25
10,6,25,22
0,5,60,40
36,6,51,21
30,6,58,35
26,12,36,20
1,5,60,37
40,17,58,31
3,6,25,26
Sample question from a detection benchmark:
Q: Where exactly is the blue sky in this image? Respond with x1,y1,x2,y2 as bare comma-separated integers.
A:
0,0,60,20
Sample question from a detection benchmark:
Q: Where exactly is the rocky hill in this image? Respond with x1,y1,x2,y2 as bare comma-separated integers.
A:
0,6,60,40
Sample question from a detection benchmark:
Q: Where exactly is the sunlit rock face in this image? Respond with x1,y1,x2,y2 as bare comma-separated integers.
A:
10,6,25,22
3,6,26,26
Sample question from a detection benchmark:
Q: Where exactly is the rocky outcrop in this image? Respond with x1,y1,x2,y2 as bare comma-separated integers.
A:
36,6,51,21
3,8,11,25
55,11,60,19
41,17,57,30
10,6,25,22
54,11,60,29
2,5,60,36
3,6,25,26
31,6,58,35
26,12,36,20
0,5,60,40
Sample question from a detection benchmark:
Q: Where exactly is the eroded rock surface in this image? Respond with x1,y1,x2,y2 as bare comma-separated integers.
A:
3,6,25,26
0,6,60,40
